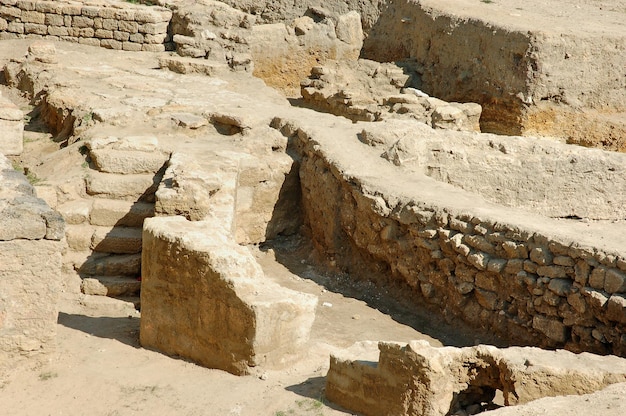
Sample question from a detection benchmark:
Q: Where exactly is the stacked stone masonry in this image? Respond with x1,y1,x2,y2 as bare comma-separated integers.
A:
283,121,626,357
0,153,64,357
0,0,172,52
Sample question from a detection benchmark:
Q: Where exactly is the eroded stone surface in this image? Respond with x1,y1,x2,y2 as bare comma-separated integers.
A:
140,216,317,375
326,340,626,416
301,59,481,130
0,153,64,358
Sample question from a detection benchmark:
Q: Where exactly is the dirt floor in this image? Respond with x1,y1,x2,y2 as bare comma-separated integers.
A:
0,235,501,416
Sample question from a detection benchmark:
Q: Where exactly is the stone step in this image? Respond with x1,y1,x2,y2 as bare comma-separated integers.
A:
57,198,93,225
77,252,141,277
85,134,169,175
85,171,161,201
65,224,144,253
159,55,229,76
81,276,141,297
91,226,143,254
89,148,169,174
90,199,155,227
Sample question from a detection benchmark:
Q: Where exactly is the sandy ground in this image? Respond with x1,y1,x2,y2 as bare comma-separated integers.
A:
0,237,495,416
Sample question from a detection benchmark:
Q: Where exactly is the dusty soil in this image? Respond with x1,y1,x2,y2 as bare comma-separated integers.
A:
0,236,494,416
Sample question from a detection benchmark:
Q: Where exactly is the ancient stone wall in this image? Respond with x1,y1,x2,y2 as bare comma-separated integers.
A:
140,217,317,375
277,118,626,357
0,153,64,357
0,0,172,52
362,0,626,150
215,0,385,31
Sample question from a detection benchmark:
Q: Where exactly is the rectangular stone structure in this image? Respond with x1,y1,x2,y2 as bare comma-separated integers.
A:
140,216,317,375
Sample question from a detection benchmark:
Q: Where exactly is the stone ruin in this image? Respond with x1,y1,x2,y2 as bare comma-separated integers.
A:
0,93,64,359
1,0,626,414
326,340,626,416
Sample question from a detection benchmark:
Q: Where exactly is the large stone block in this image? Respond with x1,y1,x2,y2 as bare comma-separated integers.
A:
0,153,64,358
326,341,626,416
140,216,317,375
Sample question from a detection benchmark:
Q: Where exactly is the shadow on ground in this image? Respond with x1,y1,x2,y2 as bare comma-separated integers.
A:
58,312,140,348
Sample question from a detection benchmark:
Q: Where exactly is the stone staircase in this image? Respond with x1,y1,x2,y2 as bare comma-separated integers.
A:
59,135,170,306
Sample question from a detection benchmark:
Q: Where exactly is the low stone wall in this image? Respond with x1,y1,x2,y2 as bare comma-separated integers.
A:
0,0,172,52
274,116,626,357
140,216,317,375
0,153,64,357
142,147,317,375
326,340,626,416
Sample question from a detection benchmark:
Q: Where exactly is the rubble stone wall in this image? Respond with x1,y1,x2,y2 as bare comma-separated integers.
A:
0,154,64,357
285,122,626,357
0,0,172,52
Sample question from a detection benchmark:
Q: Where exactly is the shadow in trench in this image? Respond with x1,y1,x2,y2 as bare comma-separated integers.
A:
58,312,140,348
285,376,353,414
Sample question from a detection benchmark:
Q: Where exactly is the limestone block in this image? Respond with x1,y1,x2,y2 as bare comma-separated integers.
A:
100,39,122,50
122,42,142,52
94,29,113,39
118,20,138,34
85,171,159,201
57,199,92,225
113,30,130,42
0,157,64,241
0,92,24,156
78,37,100,47
65,224,93,251
140,216,317,375
90,199,154,227
90,226,143,254
335,11,363,46
0,153,64,357
235,153,301,244
141,43,165,52
7,21,23,33
20,10,43,24
72,16,93,28
0,239,62,356
155,152,230,222
24,22,47,35
89,147,169,174
326,341,626,416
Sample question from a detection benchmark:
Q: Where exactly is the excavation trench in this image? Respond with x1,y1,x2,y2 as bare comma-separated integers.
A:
2,0,626,414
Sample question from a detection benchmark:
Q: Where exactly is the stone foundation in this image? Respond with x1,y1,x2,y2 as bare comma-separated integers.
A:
273,115,626,356
140,216,317,375
0,153,64,358
326,340,626,416
0,0,172,52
